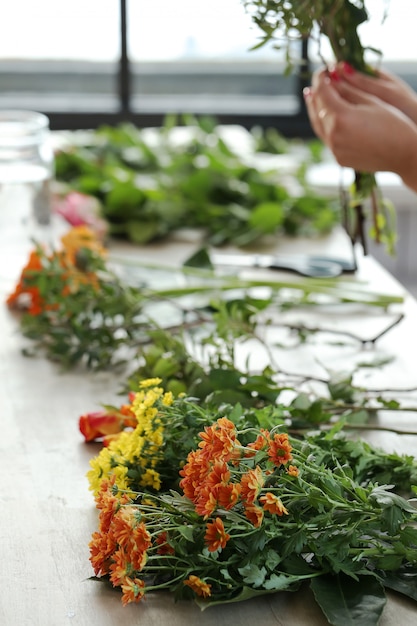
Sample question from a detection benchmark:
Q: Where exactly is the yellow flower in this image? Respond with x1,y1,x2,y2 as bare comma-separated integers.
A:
87,379,175,497
141,468,162,490
87,447,112,494
139,378,162,388
111,464,130,493
162,391,174,406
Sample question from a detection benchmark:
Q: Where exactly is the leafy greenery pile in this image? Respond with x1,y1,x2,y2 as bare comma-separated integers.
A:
54,115,338,246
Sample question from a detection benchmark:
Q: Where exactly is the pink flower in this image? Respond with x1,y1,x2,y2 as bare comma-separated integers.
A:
53,191,108,240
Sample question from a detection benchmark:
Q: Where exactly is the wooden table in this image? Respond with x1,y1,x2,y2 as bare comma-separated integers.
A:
1,210,417,625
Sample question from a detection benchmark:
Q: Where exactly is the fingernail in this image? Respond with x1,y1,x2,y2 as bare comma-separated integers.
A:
341,62,355,75
329,69,340,82
303,87,312,99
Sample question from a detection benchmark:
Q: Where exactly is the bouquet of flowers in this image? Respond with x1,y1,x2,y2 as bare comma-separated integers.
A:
85,379,417,624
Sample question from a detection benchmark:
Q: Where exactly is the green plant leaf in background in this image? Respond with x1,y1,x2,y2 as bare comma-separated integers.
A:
54,115,340,246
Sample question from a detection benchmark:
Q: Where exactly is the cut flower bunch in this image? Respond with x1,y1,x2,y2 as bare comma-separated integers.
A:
87,380,417,624
242,0,396,254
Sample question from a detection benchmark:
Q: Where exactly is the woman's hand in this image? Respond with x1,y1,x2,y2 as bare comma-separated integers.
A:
334,62,417,126
304,69,417,193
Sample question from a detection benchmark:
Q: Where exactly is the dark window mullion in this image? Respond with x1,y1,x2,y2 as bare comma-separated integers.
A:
119,0,131,114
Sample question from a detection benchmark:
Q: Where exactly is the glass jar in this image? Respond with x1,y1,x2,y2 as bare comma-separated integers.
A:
0,110,54,231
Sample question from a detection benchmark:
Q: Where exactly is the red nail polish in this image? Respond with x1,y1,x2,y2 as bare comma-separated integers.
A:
329,69,340,82
341,62,355,75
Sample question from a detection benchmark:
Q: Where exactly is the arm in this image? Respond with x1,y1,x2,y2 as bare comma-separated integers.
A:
304,70,417,194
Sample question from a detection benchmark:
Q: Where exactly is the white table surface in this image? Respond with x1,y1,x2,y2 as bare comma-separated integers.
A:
1,207,417,625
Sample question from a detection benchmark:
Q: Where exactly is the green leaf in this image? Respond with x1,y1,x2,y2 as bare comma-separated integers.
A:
356,356,394,369
399,526,417,546
237,563,267,587
248,201,284,232
376,555,404,571
265,549,281,571
379,568,417,602
105,181,144,215
183,247,213,270
208,368,242,390
327,371,356,403
310,574,387,626
344,409,369,425
291,392,311,411
124,220,160,243
263,573,301,591
177,525,194,542
369,485,417,513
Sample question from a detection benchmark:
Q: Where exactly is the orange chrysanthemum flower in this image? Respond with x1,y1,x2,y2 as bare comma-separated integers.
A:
95,477,130,532
240,466,265,504
204,517,231,552
109,548,130,586
195,486,219,519
6,250,45,315
259,492,289,516
206,459,231,488
183,575,212,598
89,530,117,576
111,505,137,547
131,522,152,555
287,465,299,477
216,483,241,510
245,429,271,457
244,503,264,528
179,451,210,502
198,417,240,461
129,546,148,572
120,576,146,606
155,531,175,556
267,432,293,467
195,482,242,518
111,514,152,572
97,494,121,534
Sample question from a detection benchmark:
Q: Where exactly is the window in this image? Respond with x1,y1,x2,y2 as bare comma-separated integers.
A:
128,0,298,117
1,1,416,134
1,0,309,133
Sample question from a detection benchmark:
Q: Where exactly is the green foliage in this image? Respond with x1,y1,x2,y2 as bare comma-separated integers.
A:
242,0,376,71
54,116,339,246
